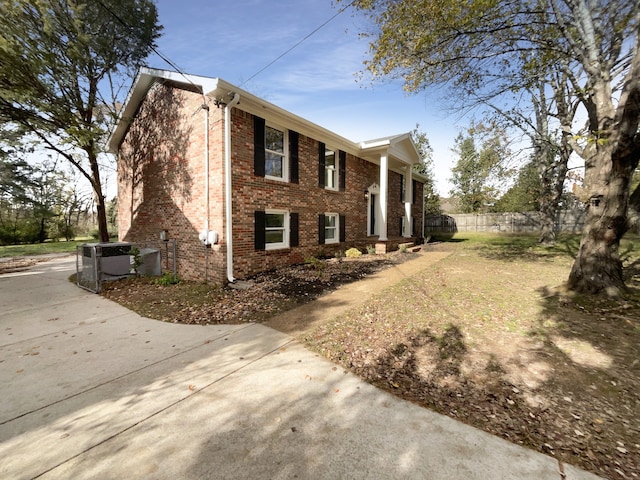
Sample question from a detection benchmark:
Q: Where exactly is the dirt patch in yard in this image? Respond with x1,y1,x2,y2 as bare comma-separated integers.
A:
100,252,409,324
0,257,48,274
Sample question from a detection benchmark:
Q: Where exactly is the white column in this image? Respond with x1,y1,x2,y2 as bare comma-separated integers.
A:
404,166,413,237
379,154,388,241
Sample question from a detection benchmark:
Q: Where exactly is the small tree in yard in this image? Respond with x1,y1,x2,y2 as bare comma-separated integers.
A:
0,0,162,243
411,124,441,215
345,0,640,296
450,125,510,213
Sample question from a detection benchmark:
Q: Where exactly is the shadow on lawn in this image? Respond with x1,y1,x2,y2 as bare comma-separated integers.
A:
350,299,639,480
467,234,581,263
533,286,640,479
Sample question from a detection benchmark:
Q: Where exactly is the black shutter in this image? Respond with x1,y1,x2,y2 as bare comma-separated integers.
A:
412,217,417,237
290,212,299,247
318,214,325,244
253,116,265,177
413,180,418,204
339,214,346,242
400,174,405,202
254,211,266,250
289,131,299,184
318,142,325,188
339,150,346,192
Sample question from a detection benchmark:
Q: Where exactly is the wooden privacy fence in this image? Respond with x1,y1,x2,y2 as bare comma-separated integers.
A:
425,210,586,234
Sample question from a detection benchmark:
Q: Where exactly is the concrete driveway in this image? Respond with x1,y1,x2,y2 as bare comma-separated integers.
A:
0,256,601,479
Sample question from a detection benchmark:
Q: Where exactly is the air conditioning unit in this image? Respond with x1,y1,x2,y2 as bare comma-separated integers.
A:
77,242,133,293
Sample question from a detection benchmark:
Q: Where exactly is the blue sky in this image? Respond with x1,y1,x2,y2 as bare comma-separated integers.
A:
146,0,468,194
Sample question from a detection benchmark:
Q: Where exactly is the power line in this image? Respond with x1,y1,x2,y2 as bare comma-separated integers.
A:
97,0,357,91
239,0,357,87
94,0,197,90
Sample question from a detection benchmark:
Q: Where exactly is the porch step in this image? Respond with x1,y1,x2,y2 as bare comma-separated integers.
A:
399,242,422,253
375,243,388,254
375,241,419,254
398,242,414,250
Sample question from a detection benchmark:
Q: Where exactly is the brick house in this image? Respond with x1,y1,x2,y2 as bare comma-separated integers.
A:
108,67,425,284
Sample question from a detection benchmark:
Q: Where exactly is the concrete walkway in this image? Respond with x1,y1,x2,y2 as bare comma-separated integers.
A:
0,254,601,479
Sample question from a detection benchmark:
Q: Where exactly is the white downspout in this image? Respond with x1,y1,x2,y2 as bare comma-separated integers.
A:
224,93,240,282
203,103,210,236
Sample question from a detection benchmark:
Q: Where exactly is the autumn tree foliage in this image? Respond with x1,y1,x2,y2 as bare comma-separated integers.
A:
346,0,640,295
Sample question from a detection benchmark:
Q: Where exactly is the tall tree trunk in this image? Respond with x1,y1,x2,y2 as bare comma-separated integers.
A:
86,146,110,243
567,148,633,295
538,144,570,245
537,151,558,244
37,216,46,243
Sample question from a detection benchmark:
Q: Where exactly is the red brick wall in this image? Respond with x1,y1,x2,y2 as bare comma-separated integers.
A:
229,110,423,279
118,84,424,283
117,83,227,283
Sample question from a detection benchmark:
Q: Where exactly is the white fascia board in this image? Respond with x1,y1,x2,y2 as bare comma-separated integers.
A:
107,68,420,171
360,133,421,167
204,79,361,157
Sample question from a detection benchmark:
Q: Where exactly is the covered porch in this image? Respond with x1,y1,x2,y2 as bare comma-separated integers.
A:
359,134,423,242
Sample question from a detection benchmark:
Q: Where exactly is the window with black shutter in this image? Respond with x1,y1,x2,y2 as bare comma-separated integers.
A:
254,210,266,250
318,142,326,188
290,212,299,247
253,116,265,177
339,151,346,192
318,214,325,244
256,210,292,250
289,131,299,184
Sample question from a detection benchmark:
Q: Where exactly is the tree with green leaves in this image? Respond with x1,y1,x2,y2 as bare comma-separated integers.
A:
0,0,161,242
449,124,510,213
411,124,441,215
345,0,640,296
494,161,543,213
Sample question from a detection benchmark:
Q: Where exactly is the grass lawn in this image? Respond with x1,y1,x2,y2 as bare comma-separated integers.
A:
0,239,87,257
0,237,118,258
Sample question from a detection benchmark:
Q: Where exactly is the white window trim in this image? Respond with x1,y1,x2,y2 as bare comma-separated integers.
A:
265,209,289,250
325,147,339,191
265,123,289,182
324,212,339,244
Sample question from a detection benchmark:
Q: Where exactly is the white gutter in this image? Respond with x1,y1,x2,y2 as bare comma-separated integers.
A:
225,93,241,282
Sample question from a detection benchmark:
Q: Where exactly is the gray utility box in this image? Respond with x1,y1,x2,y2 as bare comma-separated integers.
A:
77,242,133,293
138,248,161,276
77,242,163,293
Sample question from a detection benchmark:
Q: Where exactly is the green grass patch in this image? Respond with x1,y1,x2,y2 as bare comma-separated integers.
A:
0,240,85,257
0,237,117,258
